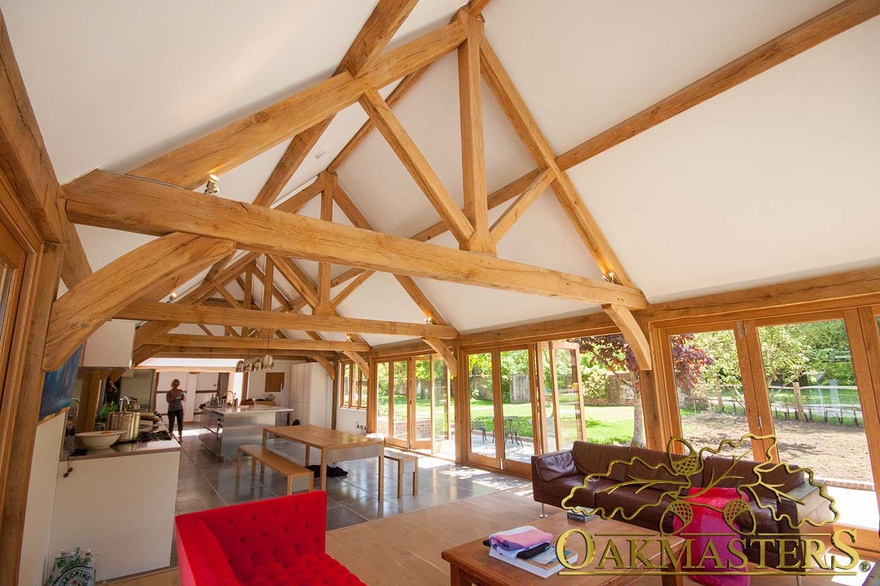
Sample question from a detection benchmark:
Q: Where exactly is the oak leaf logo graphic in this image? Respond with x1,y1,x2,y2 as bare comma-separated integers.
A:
560,434,838,536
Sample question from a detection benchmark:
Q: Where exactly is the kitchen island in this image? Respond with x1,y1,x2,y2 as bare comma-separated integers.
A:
201,404,293,460
52,425,180,580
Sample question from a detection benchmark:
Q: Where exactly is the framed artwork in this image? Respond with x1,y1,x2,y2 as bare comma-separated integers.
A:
39,346,83,420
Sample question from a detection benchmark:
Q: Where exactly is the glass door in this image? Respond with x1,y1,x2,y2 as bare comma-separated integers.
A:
466,351,497,467
756,316,878,530
667,327,757,455
432,358,454,457
466,348,537,472
376,356,441,450
388,360,410,449
412,356,432,450
539,342,585,451
499,348,536,474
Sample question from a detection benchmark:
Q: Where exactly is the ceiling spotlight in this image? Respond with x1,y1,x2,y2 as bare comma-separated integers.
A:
167,291,178,303
424,317,434,325
205,174,220,195
345,334,353,342
602,272,616,284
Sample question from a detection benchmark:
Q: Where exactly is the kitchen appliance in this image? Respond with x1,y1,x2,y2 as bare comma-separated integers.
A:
108,411,141,442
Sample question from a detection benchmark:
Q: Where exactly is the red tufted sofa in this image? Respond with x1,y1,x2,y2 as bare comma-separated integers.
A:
175,491,364,585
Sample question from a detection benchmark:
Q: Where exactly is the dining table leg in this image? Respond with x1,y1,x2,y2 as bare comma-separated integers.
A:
377,451,384,502
320,450,328,492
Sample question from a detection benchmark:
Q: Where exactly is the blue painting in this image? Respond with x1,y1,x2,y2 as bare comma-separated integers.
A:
39,346,83,420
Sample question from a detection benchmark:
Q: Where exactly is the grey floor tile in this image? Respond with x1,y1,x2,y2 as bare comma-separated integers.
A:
326,506,369,530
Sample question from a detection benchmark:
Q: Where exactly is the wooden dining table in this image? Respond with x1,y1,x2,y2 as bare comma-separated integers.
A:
262,424,385,499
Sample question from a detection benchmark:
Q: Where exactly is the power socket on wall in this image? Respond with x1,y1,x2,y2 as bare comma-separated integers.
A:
356,423,366,433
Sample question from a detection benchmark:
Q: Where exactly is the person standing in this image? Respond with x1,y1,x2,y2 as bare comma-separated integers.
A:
166,379,185,439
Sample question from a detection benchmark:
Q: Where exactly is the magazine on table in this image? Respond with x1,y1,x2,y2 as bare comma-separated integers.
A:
489,543,578,578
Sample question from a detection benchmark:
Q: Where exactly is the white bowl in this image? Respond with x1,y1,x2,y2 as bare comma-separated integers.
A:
76,430,124,449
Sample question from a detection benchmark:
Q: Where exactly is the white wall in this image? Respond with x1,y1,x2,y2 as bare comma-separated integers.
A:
20,414,65,586
246,360,301,403
336,408,366,435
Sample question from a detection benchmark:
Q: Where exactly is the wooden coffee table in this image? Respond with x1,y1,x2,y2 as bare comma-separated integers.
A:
441,512,683,585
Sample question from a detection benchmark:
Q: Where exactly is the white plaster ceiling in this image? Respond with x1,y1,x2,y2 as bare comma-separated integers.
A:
3,0,879,349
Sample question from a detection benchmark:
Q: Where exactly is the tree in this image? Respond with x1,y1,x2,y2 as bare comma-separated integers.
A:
572,333,713,447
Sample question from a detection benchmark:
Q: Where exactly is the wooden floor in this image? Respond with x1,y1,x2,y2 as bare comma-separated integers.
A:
326,489,874,586
105,487,874,585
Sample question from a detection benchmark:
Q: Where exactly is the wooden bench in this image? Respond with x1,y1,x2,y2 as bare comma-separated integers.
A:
236,444,313,495
383,449,418,498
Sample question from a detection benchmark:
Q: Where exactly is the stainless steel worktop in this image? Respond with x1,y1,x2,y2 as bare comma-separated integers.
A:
201,404,293,416
200,405,293,459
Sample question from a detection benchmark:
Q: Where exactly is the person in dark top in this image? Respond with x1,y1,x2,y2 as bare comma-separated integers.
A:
166,379,185,438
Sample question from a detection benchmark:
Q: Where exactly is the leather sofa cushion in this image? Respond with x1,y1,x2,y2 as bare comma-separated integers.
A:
537,473,586,500
572,441,632,481
702,456,805,500
563,477,618,509
534,450,576,483
627,447,701,493
593,485,675,532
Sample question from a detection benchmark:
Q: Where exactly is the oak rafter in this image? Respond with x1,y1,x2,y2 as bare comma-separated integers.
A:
43,233,235,370
116,301,459,339
64,171,648,308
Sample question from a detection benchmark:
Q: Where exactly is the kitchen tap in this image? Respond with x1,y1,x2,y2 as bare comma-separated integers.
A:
119,396,132,412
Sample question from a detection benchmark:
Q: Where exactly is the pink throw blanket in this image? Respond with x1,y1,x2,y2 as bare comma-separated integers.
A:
673,487,750,586
489,526,553,552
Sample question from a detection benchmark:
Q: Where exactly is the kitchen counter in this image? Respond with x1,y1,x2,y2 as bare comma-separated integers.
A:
52,429,180,580
64,419,181,461
200,404,293,459
202,404,292,415
67,438,180,460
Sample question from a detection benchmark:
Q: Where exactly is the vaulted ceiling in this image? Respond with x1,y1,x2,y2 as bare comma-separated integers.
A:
4,0,879,369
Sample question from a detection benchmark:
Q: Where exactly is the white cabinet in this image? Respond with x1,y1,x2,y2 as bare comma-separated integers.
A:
50,448,180,580
288,363,331,428
82,320,135,368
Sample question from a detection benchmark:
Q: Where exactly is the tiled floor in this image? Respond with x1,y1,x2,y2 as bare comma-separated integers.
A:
171,423,528,563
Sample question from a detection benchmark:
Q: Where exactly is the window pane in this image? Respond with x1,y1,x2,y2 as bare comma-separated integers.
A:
342,363,351,408
376,362,389,436
391,361,408,440
541,347,558,451
759,319,877,530
575,334,642,446
350,365,360,408
415,358,431,442
670,330,750,449
468,352,495,458
500,349,533,463
358,368,367,409
555,347,582,450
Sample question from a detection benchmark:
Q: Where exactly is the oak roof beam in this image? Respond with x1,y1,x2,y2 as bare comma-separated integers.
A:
65,170,647,309
252,0,419,208
359,88,475,244
457,10,493,254
332,181,451,326
43,233,235,371
423,336,459,375
151,334,370,353
128,18,466,190
556,0,880,170
480,38,632,287
475,0,880,240
602,304,652,371
0,13,91,287
116,300,459,339
489,168,554,245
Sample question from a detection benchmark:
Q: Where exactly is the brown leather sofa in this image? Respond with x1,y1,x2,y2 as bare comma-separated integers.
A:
531,440,836,570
